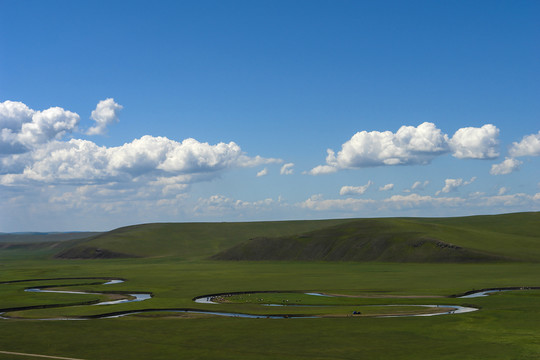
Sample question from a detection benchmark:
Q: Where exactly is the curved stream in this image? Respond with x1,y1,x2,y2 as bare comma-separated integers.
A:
0,278,537,320
193,292,478,318
24,280,151,306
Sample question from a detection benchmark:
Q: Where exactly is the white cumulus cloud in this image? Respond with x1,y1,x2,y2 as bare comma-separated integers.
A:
19,107,80,147
490,157,522,175
280,163,294,175
0,100,79,154
87,98,123,135
436,177,476,195
309,123,500,174
307,163,338,175
0,100,281,192
379,183,394,191
0,136,278,185
509,131,540,157
449,124,499,159
257,168,268,177
0,100,34,130
403,180,429,193
340,181,373,196
0,97,283,226
325,122,448,169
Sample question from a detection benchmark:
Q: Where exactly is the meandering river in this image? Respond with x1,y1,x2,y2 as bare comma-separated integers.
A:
1,278,536,320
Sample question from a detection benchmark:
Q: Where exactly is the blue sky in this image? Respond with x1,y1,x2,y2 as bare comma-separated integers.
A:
1,0,539,231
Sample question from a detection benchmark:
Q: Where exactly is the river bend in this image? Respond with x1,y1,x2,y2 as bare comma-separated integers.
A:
1,278,537,320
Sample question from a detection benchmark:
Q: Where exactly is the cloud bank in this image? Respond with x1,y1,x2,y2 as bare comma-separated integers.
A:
0,100,79,154
0,100,280,188
309,123,499,174
299,192,539,214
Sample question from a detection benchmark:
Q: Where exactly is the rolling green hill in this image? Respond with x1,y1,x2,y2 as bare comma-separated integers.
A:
0,232,101,243
52,212,540,262
53,219,356,260
212,212,540,262
0,233,102,260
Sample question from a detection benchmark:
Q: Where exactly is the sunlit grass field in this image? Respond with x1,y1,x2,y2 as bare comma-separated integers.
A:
0,258,539,359
0,213,538,359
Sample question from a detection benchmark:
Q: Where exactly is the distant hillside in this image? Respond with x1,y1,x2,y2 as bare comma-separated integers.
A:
51,212,540,262
0,232,101,243
0,232,103,259
212,212,540,263
211,220,504,262
53,219,355,260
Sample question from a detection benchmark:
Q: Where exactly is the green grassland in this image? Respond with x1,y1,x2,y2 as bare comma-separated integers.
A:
0,212,539,359
0,232,101,243
54,219,355,259
51,212,540,262
213,212,540,262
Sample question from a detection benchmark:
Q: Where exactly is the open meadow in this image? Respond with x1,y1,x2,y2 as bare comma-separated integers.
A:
0,213,539,359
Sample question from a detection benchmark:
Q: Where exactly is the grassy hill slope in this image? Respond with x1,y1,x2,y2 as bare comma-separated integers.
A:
0,232,101,243
212,212,540,262
53,212,540,262
0,233,103,260
54,219,356,260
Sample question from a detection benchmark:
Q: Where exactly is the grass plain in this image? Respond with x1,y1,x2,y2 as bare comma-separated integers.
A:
0,212,538,359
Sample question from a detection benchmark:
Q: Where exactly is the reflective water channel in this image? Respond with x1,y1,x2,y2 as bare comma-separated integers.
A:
1,278,536,320
193,292,478,318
